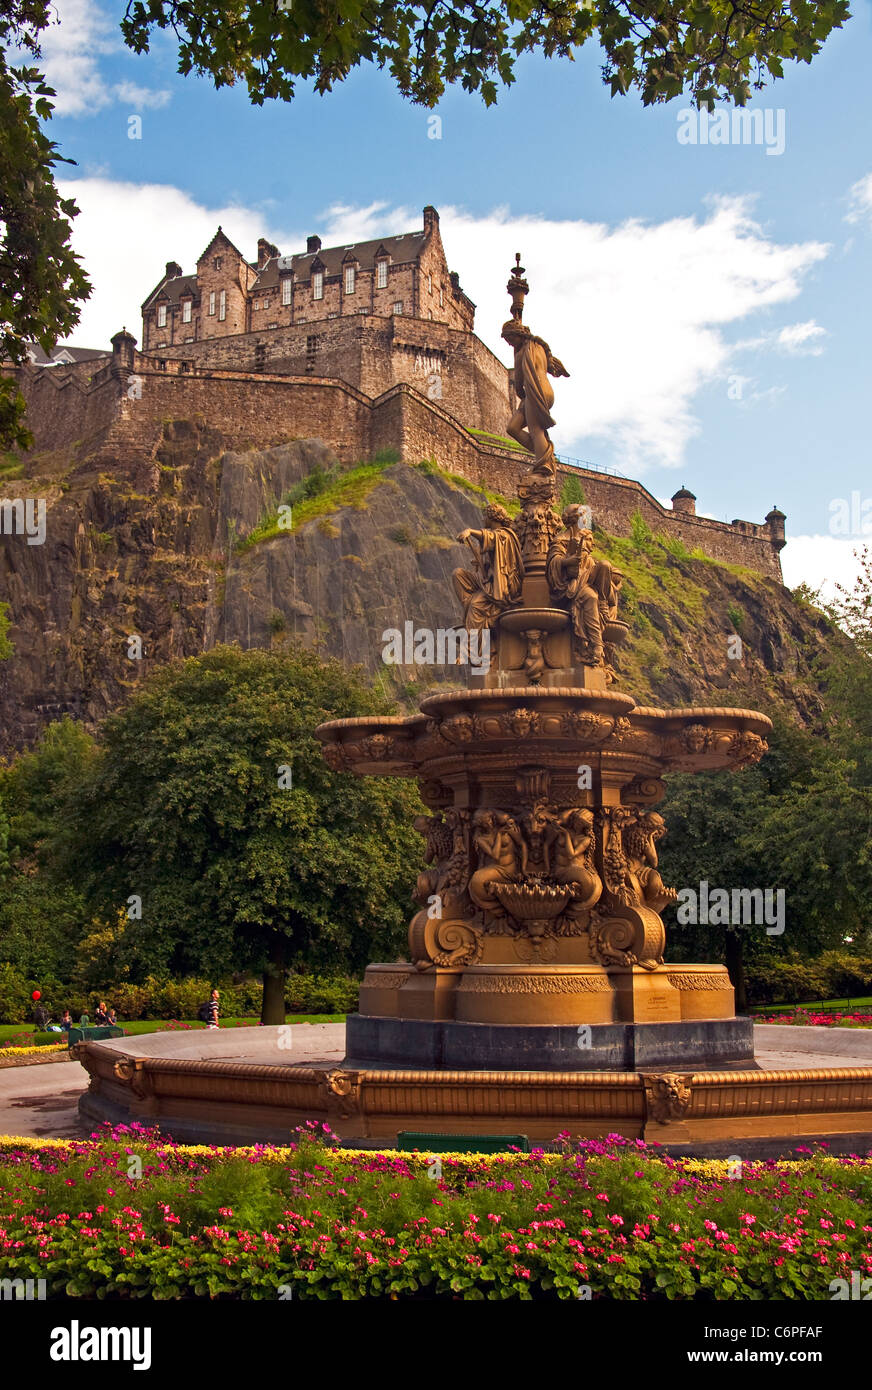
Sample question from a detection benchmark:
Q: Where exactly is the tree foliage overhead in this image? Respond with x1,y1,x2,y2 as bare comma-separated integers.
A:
120,0,850,108
0,1,91,449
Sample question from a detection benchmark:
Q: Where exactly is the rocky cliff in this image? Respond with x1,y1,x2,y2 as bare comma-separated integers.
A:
0,421,837,754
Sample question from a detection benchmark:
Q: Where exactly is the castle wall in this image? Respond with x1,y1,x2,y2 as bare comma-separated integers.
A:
10,361,784,581
142,314,511,437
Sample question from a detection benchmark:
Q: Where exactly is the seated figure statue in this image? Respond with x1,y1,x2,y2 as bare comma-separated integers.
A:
546,505,617,666
453,503,524,634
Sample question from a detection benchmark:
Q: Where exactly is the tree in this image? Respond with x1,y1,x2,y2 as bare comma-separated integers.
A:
659,559,872,1010
59,644,424,1022
0,2,91,449
120,1,850,109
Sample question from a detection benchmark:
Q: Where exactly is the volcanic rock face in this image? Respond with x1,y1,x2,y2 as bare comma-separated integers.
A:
0,421,837,754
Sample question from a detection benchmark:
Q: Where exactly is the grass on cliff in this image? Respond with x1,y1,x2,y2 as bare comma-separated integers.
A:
236,451,399,553
414,457,520,516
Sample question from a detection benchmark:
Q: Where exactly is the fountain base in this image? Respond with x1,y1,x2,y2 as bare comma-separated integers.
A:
345,1013,755,1072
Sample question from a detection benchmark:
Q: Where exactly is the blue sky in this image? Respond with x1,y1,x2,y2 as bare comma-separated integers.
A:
38,0,872,596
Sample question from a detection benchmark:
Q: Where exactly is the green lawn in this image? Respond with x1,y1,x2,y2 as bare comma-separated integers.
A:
750,997,872,1014
0,1014,345,1046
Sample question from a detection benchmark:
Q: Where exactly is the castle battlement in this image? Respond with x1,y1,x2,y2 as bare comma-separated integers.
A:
6,326,785,582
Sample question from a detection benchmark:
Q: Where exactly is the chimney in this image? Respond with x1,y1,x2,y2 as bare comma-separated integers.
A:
307,235,322,255
423,205,439,236
165,261,182,280
257,237,278,269
671,486,696,516
765,505,786,551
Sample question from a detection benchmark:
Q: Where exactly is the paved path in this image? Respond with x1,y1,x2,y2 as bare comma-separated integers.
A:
2,1022,872,1141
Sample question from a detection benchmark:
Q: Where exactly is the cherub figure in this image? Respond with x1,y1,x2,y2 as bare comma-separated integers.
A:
546,808,603,912
468,810,527,915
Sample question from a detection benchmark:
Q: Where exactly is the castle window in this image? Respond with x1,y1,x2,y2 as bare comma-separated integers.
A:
439,286,444,309
184,337,193,343
208,291,216,316
281,276,292,306
182,300,192,323
306,335,318,354
312,270,323,301
157,305,167,328
393,301,403,315
428,274,432,294
218,290,226,321
254,300,260,311
376,260,388,289
345,265,356,295
213,256,222,270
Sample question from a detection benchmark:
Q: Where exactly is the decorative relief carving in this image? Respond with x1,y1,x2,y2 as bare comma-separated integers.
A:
360,971,412,991
666,972,733,991
321,1068,362,1119
460,972,612,994
642,1073,694,1124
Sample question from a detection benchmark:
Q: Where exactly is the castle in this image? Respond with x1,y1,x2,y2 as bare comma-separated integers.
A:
5,205,786,580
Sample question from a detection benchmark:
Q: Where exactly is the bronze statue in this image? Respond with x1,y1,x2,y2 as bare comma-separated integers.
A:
546,506,617,666
502,319,568,475
453,503,524,633
623,812,678,915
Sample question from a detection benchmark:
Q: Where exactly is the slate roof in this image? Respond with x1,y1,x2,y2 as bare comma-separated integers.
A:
25,344,107,365
141,273,199,311
252,231,426,291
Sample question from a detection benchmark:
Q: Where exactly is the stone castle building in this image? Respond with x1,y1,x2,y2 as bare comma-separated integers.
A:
5,205,787,580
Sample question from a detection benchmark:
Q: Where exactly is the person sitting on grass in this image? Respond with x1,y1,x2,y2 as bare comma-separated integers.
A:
94,1001,109,1025
59,1009,73,1033
106,1006,117,1026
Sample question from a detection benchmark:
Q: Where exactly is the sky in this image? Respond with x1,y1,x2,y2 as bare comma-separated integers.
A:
35,0,872,600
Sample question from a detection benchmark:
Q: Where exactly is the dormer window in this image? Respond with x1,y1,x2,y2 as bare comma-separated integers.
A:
157,304,167,328
281,277,292,306
376,260,388,289
345,265,356,295
313,270,324,301
182,300,192,323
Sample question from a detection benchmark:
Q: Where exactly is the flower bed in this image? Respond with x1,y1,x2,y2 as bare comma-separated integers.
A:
0,1125,870,1299
0,1042,67,1062
756,1010,872,1027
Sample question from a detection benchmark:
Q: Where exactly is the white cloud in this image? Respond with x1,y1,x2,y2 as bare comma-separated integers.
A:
775,320,827,355
846,173,872,225
32,0,170,116
57,182,827,471
780,535,868,604
57,178,278,342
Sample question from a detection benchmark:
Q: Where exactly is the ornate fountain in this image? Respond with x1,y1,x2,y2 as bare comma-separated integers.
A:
72,259,872,1152
317,255,771,1083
